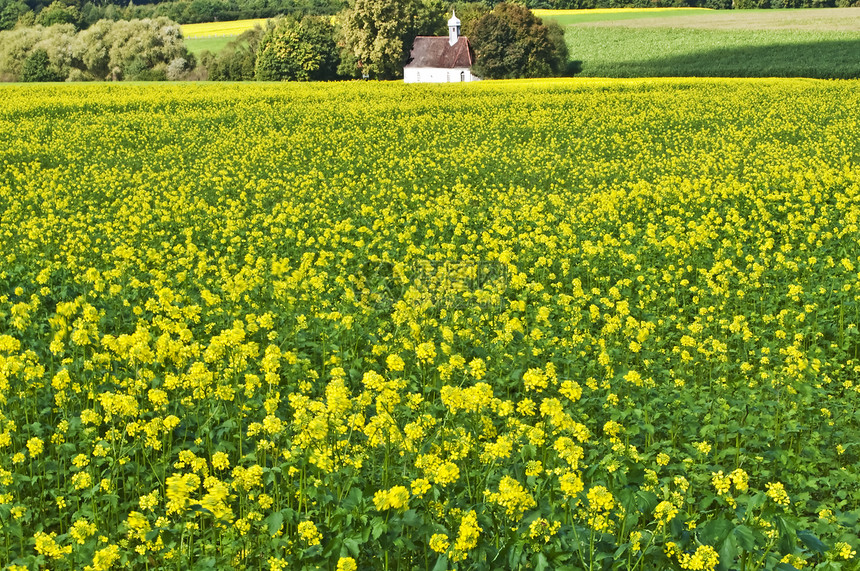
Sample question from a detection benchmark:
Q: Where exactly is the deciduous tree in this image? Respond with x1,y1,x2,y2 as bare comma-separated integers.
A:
470,2,568,79
21,47,63,80
255,15,339,81
340,0,443,79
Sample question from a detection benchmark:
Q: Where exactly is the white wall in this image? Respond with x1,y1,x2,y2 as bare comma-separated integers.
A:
404,67,479,83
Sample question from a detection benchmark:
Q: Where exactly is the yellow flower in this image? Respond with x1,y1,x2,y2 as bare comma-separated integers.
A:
26,437,44,457
434,461,460,486
468,358,486,379
654,500,678,526
449,510,481,562
833,542,856,560
678,544,719,571
559,471,584,499
411,478,431,498
429,533,449,553
336,557,358,571
90,544,121,571
297,520,322,546
373,485,410,511
386,353,405,372
528,518,560,543
416,341,436,364
765,481,790,506
34,531,72,559
211,451,230,470
485,476,536,521
525,460,543,477
70,518,97,544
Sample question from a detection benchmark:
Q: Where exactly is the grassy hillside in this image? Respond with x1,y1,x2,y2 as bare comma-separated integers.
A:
540,8,860,77
181,18,268,55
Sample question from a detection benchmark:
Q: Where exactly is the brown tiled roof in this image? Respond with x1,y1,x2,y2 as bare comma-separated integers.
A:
404,37,473,69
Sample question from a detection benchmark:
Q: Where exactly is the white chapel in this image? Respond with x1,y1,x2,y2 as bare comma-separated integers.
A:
404,10,480,83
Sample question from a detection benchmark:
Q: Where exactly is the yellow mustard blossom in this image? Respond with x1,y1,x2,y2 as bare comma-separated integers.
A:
485,476,536,521
678,544,719,571
429,533,450,554
297,521,322,546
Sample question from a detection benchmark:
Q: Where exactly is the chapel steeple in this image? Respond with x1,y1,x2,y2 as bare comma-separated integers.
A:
448,9,461,46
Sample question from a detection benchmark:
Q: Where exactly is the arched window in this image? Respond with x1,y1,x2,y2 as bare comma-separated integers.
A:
460,71,465,82
446,72,450,82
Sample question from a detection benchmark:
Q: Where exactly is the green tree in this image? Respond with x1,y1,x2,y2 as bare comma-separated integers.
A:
0,0,30,31
255,15,339,81
469,2,568,79
341,0,443,79
206,25,268,81
102,17,188,80
35,0,81,28
21,47,63,80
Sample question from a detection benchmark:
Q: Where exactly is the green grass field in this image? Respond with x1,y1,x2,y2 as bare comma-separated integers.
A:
184,36,235,56
181,18,268,56
539,8,860,78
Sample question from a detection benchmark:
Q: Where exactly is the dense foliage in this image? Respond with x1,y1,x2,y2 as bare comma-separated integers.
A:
0,78,859,570
200,24,267,80
254,15,339,81
469,3,568,79
0,0,348,31
2,0,859,33
0,17,192,80
340,0,445,79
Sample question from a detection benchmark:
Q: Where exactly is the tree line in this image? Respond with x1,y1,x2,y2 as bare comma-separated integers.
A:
0,1,571,81
205,1,570,81
1,0,855,82
0,0,854,34
0,17,192,80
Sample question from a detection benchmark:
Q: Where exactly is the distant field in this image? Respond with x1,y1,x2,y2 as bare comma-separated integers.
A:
184,36,234,56
180,9,860,77
180,18,267,39
533,7,714,25
181,18,268,56
540,7,860,78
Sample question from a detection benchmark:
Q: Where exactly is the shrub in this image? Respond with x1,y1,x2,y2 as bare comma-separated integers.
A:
20,47,63,81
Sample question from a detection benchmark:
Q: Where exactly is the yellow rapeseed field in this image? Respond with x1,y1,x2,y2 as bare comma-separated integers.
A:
180,18,269,38
0,78,858,570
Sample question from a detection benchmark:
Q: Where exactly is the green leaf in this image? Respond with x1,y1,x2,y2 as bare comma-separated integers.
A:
733,524,756,552
342,537,361,558
371,517,387,540
813,563,842,571
508,543,525,568
718,535,738,571
431,555,448,571
797,529,828,553
266,511,284,536
535,552,549,571
699,518,732,546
